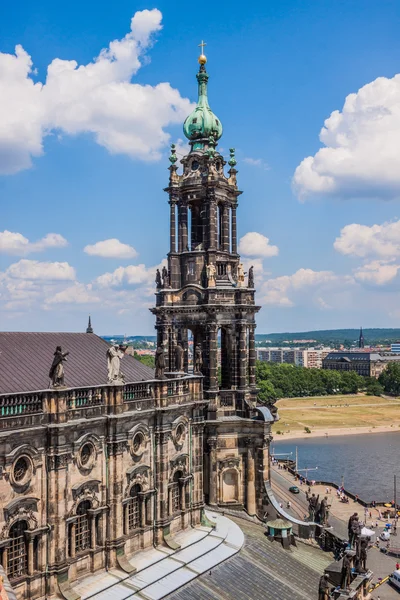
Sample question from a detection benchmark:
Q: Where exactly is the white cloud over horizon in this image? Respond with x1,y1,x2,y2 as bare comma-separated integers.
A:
84,238,138,259
334,220,400,259
239,232,279,258
293,72,400,201
0,230,68,255
0,9,193,175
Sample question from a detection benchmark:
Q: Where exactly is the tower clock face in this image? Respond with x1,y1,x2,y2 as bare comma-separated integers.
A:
191,160,199,171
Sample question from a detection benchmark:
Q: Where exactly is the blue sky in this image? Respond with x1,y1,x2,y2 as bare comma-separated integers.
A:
1,0,400,334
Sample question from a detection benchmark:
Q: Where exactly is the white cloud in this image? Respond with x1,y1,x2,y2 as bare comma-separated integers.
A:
46,283,100,304
354,260,400,286
84,238,138,259
239,232,279,258
259,268,351,307
95,264,150,287
0,230,67,255
293,72,400,200
243,157,270,170
0,9,193,175
4,259,76,281
334,220,400,259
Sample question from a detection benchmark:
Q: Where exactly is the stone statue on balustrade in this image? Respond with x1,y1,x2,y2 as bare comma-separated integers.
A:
306,492,319,521
237,263,245,288
206,263,216,287
49,346,69,387
162,266,170,288
107,344,125,384
194,344,203,374
155,345,166,379
248,265,254,288
318,496,330,526
318,574,330,600
155,269,162,288
175,343,184,372
340,552,352,591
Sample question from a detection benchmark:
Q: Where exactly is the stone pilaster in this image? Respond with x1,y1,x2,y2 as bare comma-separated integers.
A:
231,205,237,253
248,324,256,387
238,323,248,389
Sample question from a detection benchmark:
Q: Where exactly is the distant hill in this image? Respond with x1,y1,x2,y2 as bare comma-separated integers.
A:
255,328,400,346
102,329,400,348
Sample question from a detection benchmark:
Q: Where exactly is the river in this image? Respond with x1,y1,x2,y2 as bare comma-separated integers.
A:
273,432,400,502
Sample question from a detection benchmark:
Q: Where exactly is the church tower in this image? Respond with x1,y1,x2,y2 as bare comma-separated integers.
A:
359,326,365,349
151,46,274,514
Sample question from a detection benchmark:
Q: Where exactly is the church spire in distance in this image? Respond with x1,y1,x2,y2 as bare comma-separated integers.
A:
183,41,223,151
86,315,93,334
359,326,365,349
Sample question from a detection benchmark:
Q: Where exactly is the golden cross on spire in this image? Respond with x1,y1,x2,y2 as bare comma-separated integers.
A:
198,40,207,54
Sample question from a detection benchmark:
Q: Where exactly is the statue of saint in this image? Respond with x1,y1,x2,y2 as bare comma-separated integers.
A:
155,345,165,379
306,492,319,521
162,266,170,288
49,346,69,387
194,344,203,374
175,344,184,372
107,344,125,383
237,263,245,287
340,553,352,591
155,269,162,288
206,263,216,287
318,574,330,600
248,265,254,288
319,496,330,525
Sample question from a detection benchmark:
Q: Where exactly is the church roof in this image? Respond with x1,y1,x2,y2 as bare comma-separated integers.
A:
0,332,154,395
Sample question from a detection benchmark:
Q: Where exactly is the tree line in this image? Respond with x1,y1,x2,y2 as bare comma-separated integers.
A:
255,361,385,402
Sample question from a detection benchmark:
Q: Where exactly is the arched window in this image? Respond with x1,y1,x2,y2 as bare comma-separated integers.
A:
127,484,141,531
75,500,91,553
8,520,28,580
171,470,183,513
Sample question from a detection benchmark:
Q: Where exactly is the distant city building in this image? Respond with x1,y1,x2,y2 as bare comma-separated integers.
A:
391,343,400,353
323,351,400,377
256,347,329,368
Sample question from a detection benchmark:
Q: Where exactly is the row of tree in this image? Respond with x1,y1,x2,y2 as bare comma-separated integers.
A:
255,361,386,402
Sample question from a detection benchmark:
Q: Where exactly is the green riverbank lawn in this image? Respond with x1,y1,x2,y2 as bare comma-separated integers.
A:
273,394,400,432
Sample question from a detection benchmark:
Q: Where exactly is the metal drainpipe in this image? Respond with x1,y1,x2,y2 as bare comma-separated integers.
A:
152,424,159,549
189,417,193,527
104,438,109,572
45,425,50,599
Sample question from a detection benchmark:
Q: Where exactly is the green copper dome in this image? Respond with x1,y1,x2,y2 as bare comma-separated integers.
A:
183,62,223,150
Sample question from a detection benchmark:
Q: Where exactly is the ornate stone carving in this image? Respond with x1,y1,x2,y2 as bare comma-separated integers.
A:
169,454,189,481
218,456,241,472
107,345,126,384
1,499,38,539
49,346,69,387
155,345,166,379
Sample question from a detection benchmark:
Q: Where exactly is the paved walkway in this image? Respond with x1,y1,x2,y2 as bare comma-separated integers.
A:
73,512,243,600
271,465,399,600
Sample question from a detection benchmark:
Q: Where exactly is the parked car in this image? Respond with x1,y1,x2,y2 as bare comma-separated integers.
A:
289,486,300,494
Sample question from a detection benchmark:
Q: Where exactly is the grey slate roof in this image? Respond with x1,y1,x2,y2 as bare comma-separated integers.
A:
0,332,155,394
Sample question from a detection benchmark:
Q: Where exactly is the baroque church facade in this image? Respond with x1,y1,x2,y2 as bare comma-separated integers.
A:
0,50,276,600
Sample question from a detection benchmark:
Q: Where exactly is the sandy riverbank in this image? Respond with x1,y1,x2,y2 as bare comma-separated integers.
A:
272,423,400,441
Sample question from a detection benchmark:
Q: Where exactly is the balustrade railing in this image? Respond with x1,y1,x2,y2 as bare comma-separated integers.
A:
67,388,105,409
0,393,43,416
124,383,154,402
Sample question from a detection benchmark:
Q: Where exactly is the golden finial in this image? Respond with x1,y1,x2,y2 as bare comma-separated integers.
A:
198,40,207,65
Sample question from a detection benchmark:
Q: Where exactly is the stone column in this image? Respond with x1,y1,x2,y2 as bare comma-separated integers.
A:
246,441,256,515
207,438,218,506
140,497,146,528
28,537,35,575
208,323,218,391
170,200,176,253
231,206,237,253
208,199,217,249
180,481,186,511
248,324,256,387
1,547,8,570
155,431,170,521
222,205,230,251
90,516,96,549
238,324,248,389
179,204,188,252
70,523,76,559
107,440,125,564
